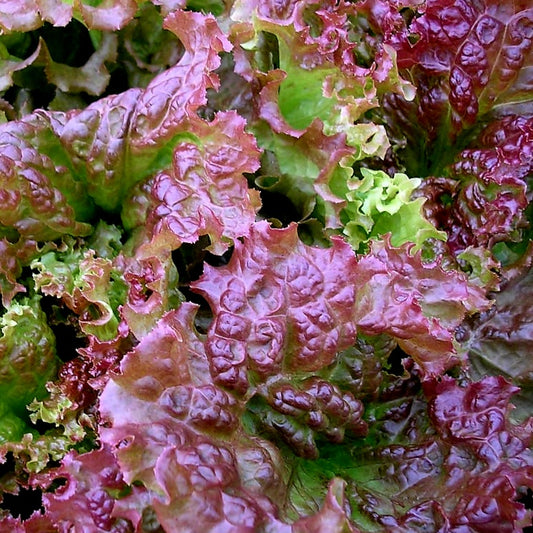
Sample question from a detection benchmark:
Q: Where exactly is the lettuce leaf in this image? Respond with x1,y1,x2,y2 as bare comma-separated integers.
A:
336,376,533,531
465,264,533,424
413,114,531,262
229,0,414,227
0,1,531,530
0,295,59,420
375,0,533,176
343,168,446,252
98,303,356,531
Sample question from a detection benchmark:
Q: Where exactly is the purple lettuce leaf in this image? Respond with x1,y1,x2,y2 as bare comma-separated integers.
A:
192,221,489,387
55,9,261,256
304,375,533,532
10,446,133,532
0,111,93,240
99,303,242,491
370,0,533,176
137,110,262,256
462,263,533,424
353,236,491,378
3,9,232,217
0,238,47,306
129,9,232,149
98,303,355,531
0,7,260,309
189,221,491,466
415,115,531,257
118,249,183,340
191,221,361,389
391,0,533,127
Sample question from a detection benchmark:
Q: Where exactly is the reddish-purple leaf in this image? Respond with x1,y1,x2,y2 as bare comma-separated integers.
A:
192,221,360,391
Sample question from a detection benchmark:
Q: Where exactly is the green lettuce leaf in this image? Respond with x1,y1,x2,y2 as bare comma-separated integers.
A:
0,295,59,419
343,168,446,252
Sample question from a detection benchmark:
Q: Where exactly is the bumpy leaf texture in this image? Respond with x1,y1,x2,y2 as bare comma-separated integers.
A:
0,1,531,532
363,0,533,253
192,221,361,393
394,0,533,126
32,245,126,342
416,115,531,255
354,237,491,377
229,0,414,227
9,446,132,532
140,110,261,256
0,111,93,241
0,9,262,308
0,295,59,419
376,0,533,155
98,303,355,532
193,222,489,388
57,9,235,212
342,376,533,532
0,238,43,307
256,362,533,532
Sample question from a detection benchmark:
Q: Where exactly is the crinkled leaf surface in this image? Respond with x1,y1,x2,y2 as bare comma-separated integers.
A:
0,295,59,419
416,115,531,256
194,222,489,385
375,0,533,175
343,168,446,252
32,245,126,342
353,237,491,378
293,375,533,532
0,1,531,531
141,110,261,256
465,264,533,423
0,111,93,241
99,303,355,531
192,221,361,387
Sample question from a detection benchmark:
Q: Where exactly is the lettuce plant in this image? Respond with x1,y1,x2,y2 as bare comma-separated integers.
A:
0,0,531,531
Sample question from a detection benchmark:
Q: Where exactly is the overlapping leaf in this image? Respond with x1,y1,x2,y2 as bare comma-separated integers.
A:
98,303,355,531
416,115,531,256
0,1,531,531
193,223,490,386
465,264,533,424
354,237,490,377
373,0,533,175
229,0,414,227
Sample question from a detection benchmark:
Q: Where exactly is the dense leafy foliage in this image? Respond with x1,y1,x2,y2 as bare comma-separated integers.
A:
0,0,531,531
